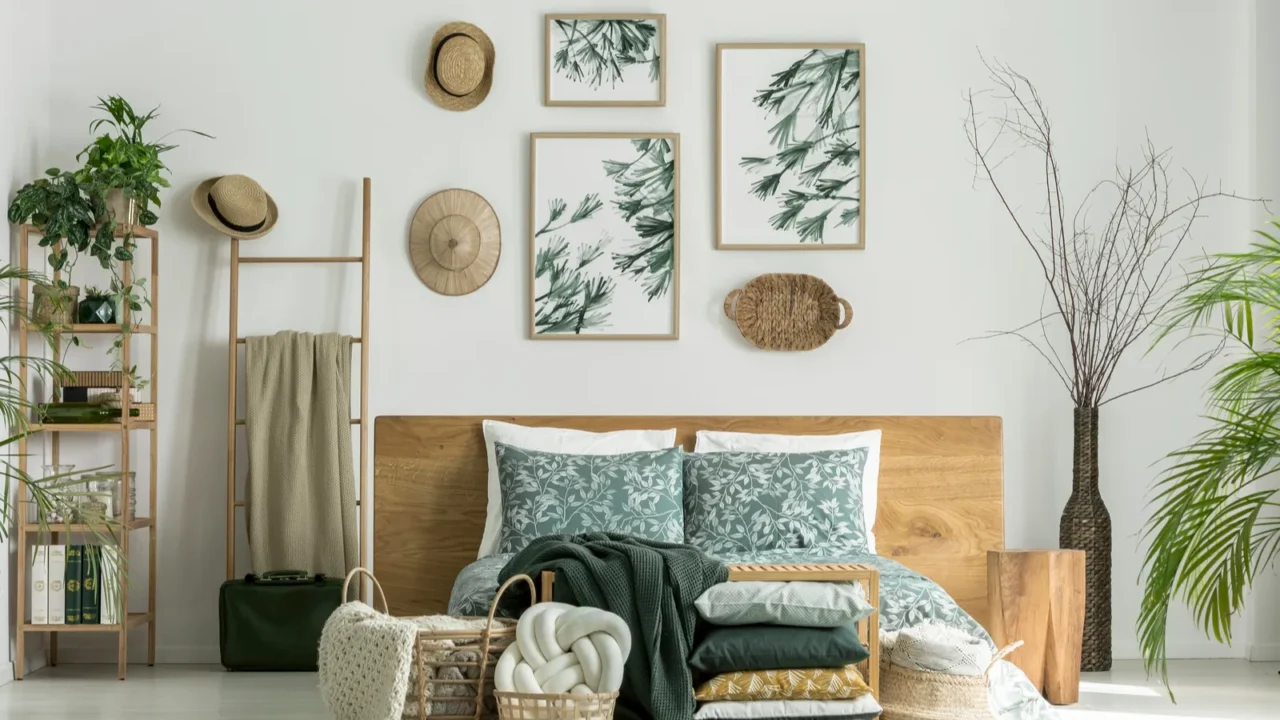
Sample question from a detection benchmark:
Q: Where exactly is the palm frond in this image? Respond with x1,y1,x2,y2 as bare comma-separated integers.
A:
1141,220,1280,694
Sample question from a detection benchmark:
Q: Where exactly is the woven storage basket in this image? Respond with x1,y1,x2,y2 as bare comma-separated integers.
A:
71,370,130,389
878,643,1019,720
495,691,619,720
724,273,851,351
341,569,521,720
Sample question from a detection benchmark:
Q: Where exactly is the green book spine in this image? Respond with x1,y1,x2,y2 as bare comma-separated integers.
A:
81,545,100,624
64,544,82,625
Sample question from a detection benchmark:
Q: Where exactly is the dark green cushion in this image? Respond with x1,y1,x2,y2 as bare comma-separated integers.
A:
689,623,870,674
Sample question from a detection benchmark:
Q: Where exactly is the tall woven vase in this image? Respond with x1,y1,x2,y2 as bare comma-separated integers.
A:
1059,407,1112,671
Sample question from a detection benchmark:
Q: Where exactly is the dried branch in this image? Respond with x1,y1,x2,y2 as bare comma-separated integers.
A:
965,54,1258,408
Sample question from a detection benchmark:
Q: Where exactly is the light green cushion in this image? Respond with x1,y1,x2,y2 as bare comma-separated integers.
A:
690,623,870,674
683,449,870,554
494,443,683,554
695,581,876,627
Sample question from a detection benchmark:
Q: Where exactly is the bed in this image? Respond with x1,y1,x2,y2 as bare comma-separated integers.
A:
373,416,1055,719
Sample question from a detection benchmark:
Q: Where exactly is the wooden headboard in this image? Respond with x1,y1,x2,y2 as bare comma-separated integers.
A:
373,416,1004,626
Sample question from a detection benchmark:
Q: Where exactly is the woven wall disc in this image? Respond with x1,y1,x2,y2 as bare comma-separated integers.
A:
723,273,851,351
409,189,501,296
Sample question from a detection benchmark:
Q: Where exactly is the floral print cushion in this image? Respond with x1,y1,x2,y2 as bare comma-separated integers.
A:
683,448,870,554
494,443,684,554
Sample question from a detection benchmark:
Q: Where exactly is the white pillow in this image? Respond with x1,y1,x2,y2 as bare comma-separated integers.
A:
693,429,882,553
477,420,677,559
693,697,883,719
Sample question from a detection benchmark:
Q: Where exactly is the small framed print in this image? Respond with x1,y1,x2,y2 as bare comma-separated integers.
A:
544,14,666,107
529,132,680,340
717,43,866,249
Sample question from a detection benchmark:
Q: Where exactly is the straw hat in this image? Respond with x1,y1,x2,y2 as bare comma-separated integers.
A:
424,21,495,111
191,175,278,239
409,189,500,296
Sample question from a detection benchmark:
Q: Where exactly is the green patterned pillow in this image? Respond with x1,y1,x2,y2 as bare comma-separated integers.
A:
683,448,870,554
495,443,684,553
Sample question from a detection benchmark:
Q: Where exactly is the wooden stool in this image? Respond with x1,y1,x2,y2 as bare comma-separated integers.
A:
987,550,1085,705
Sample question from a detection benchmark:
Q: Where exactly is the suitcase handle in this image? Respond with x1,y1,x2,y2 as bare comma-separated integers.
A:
245,571,328,585
342,567,388,613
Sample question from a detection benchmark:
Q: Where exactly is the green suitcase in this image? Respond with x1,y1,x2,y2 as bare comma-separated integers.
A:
219,570,344,671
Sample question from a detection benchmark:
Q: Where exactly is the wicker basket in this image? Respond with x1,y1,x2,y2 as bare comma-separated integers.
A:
723,273,852,351
495,691,619,720
878,643,1019,720
340,569,524,720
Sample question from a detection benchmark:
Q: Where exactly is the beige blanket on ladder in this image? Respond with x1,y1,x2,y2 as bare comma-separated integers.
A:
245,330,357,577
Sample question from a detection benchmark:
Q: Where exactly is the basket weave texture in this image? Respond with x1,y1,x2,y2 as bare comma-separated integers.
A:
339,569,520,720
495,691,618,720
1059,407,1112,671
724,273,851,351
878,642,1018,720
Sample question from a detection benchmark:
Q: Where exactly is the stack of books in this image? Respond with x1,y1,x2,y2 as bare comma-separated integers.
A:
30,544,121,625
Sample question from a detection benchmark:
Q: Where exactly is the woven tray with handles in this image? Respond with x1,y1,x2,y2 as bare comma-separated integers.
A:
724,273,851,351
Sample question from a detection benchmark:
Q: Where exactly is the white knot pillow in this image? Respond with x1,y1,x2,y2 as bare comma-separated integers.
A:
494,602,632,695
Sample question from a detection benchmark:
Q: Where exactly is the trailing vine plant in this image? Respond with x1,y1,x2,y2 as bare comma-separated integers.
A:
604,138,676,300
740,49,861,243
552,19,660,87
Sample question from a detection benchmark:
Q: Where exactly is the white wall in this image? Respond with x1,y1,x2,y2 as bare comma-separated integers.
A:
6,0,1261,664
2,0,51,682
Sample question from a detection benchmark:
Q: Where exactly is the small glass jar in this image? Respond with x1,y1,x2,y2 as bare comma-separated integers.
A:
112,472,137,520
35,464,76,523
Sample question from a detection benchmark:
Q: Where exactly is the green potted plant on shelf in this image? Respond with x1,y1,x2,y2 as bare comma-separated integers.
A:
76,95,211,232
1139,219,1280,695
78,285,116,324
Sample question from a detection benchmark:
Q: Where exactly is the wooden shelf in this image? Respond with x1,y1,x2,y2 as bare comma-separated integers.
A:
23,612,153,633
54,324,155,335
32,421,156,433
19,223,157,239
21,517,152,533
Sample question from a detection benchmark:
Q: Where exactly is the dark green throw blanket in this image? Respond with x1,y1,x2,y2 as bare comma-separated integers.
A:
498,532,728,720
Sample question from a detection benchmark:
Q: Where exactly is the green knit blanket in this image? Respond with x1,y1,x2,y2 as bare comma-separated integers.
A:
498,532,728,720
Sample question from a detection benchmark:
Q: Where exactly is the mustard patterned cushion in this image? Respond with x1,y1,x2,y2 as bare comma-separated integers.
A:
693,664,872,702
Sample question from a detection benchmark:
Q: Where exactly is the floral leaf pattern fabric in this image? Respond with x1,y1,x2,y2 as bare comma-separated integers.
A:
694,664,871,702
447,548,1058,720
494,443,683,554
683,449,869,554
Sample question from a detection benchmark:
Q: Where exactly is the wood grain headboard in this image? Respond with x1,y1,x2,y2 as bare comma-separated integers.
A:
373,416,1004,627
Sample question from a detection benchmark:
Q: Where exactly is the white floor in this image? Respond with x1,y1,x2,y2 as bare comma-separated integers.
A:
0,660,1274,719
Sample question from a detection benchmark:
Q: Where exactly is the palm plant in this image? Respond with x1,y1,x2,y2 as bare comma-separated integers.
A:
605,138,676,300
1,263,124,610
1140,221,1280,693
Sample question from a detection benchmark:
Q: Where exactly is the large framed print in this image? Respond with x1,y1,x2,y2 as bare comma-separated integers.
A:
529,132,680,340
545,14,666,107
717,43,865,250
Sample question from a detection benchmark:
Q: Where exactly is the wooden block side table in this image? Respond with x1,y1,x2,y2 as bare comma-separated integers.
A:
987,549,1085,705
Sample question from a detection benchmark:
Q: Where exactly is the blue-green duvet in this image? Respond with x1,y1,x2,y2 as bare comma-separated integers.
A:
448,548,1057,720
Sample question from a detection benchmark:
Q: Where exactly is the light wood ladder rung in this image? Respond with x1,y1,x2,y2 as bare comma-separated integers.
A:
235,500,362,508
235,418,361,426
236,337,362,344
238,256,363,264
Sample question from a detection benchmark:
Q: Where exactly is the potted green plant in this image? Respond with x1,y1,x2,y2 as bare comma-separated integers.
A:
76,95,211,230
78,285,116,324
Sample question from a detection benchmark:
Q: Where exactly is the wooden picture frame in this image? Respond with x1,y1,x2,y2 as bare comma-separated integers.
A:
529,132,680,340
716,43,866,250
544,13,667,107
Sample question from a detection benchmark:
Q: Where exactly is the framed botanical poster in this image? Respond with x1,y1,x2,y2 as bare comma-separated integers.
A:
716,43,865,249
544,14,666,106
529,132,679,340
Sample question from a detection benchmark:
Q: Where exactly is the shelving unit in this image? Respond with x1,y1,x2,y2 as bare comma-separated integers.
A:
14,223,158,680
